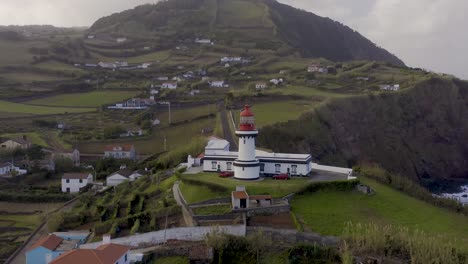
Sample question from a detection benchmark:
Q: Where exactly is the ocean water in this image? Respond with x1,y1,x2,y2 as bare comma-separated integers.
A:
440,185,468,205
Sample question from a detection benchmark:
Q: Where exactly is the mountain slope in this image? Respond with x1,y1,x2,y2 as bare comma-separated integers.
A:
89,0,404,65
257,78,468,187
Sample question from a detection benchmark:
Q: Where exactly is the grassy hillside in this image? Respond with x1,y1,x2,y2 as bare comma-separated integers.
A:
88,0,403,64
258,78,468,184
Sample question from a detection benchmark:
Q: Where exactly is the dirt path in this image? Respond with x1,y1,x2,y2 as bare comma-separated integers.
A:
172,182,195,227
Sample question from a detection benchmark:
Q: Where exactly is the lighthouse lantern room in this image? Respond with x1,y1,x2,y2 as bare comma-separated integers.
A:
234,105,260,180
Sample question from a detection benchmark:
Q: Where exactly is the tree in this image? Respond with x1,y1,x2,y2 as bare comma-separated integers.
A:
26,145,44,161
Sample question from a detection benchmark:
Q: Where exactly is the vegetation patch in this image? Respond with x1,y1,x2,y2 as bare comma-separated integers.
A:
0,100,94,115
192,204,231,215
25,91,138,107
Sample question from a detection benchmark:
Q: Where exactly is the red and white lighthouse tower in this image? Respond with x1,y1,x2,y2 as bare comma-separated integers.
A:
234,104,260,180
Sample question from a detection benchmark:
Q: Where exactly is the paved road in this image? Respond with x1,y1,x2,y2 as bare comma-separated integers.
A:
218,102,238,150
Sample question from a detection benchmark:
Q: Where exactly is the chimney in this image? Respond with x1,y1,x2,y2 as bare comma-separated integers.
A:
102,234,111,245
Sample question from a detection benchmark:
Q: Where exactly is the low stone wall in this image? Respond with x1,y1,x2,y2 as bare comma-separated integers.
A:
80,225,246,249
246,227,340,247
233,204,291,217
189,198,231,207
193,213,241,222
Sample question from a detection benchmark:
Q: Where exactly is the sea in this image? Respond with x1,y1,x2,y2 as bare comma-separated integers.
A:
437,185,468,205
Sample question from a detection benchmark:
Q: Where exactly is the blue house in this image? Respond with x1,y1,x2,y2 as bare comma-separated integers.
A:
26,232,90,264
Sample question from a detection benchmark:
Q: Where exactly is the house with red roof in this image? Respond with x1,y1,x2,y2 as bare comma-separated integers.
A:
50,243,131,264
25,232,89,264
104,145,136,160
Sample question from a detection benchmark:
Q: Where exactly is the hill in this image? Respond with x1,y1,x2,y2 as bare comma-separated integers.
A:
89,0,404,65
257,78,468,188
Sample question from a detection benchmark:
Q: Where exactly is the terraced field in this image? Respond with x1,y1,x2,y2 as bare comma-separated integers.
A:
25,91,138,107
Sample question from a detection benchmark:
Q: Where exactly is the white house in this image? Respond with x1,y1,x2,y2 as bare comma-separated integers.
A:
231,186,272,210
307,64,328,73
0,162,27,176
161,83,178,89
87,35,95,39
157,76,169,81
150,89,159,95
255,83,267,90
221,57,242,63
0,136,31,150
106,169,144,186
270,78,284,85
61,173,93,193
195,38,212,44
116,37,127,43
380,84,400,91
104,145,136,160
210,80,226,88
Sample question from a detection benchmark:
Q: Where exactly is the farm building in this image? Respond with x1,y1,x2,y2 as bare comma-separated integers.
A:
104,145,136,160
61,173,93,193
231,186,272,209
106,168,146,186
54,149,80,167
210,80,227,88
0,136,31,150
199,105,352,180
116,37,127,43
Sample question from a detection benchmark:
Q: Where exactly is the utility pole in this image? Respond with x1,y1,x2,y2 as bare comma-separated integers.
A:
164,135,167,152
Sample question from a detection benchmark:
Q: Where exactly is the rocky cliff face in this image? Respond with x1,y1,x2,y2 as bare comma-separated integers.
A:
258,78,468,186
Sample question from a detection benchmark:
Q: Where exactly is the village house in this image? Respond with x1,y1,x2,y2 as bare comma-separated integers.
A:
26,232,90,264
210,80,227,88
104,145,136,160
143,46,151,50
50,236,131,264
120,128,143,138
161,82,178,89
195,38,212,45
270,78,284,85
380,84,400,91
0,162,27,176
116,37,127,43
106,168,146,186
221,57,242,63
150,89,159,95
183,71,195,79
255,82,267,90
307,64,328,74
54,149,81,167
188,89,200,96
139,63,152,69
0,136,31,150
87,35,95,39
61,173,93,193
156,76,169,81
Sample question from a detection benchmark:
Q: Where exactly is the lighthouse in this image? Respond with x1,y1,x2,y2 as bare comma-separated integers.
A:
234,105,260,180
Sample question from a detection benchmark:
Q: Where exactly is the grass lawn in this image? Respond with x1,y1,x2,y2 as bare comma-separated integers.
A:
1,72,70,83
192,204,232,215
291,177,468,243
266,85,351,99
25,91,138,107
240,101,316,128
180,173,309,203
0,100,94,115
0,132,47,147
34,60,85,74
158,104,217,127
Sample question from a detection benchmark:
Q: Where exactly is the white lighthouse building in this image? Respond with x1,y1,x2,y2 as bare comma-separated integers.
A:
234,105,260,180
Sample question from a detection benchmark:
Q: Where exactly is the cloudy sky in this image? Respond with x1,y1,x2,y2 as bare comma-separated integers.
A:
0,0,466,79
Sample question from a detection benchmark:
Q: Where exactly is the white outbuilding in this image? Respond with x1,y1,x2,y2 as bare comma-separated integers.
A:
61,173,93,193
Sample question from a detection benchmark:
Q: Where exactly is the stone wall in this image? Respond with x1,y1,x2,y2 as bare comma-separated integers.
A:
233,204,291,216
246,227,340,247
80,225,246,249
189,198,231,207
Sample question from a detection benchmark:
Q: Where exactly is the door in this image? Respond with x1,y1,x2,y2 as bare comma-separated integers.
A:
287,168,290,175
240,198,247,209
66,188,70,193
217,164,221,172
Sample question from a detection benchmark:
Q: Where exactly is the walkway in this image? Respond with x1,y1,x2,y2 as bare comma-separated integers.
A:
172,182,195,227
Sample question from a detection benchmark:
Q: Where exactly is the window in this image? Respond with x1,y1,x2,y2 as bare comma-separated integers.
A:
125,254,127,261
260,163,265,172
66,179,69,183
243,139,246,144
79,179,83,183
212,161,217,169
227,162,232,170
275,164,281,173
291,165,297,174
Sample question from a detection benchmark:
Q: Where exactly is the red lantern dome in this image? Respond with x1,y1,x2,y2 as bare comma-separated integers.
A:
239,104,255,131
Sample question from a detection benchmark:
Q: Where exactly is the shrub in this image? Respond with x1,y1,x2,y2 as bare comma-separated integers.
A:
130,219,140,234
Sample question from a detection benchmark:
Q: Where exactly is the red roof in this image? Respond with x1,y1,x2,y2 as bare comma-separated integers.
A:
104,144,134,152
197,153,205,159
51,243,132,264
62,173,91,180
28,234,63,251
240,104,254,117
232,191,248,199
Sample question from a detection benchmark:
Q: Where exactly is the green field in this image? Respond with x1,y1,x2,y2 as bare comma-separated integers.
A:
0,100,94,115
192,204,232,215
291,177,468,242
78,117,215,154
1,72,70,83
153,256,188,264
35,60,85,73
0,132,47,147
26,91,138,107
239,101,316,128
180,173,309,203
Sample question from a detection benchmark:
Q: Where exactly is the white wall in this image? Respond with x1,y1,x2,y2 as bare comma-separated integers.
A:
234,165,259,180
114,250,130,264
61,175,92,193
106,175,128,187
261,162,311,176
203,160,234,172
